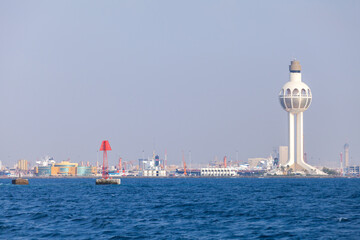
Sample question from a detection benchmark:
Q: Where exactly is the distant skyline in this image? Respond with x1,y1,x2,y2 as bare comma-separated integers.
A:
0,1,359,168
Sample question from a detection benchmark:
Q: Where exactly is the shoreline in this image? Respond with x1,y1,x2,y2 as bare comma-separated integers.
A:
1,175,358,179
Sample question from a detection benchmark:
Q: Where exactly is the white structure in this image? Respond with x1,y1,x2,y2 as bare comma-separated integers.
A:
201,168,237,177
36,156,55,166
344,143,350,167
279,60,323,174
139,151,166,176
278,146,288,166
346,165,359,176
143,170,167,177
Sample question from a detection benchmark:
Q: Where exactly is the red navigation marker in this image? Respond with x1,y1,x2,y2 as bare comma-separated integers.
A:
100,140,111,179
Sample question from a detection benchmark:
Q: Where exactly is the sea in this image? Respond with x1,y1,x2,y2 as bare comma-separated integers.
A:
1,178,360,239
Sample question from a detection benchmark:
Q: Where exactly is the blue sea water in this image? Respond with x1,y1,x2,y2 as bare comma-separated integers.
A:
1,178,360,240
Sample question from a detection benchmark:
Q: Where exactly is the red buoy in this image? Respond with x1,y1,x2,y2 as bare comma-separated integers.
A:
100,140,111,179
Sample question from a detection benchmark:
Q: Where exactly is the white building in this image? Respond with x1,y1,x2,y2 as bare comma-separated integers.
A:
279,146,288,166
346,166,359,176
36,156,55,166
143,170,167,177
201,168,237,177
344,143,350,167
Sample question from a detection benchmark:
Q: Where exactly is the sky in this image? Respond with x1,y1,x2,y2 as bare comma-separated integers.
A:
0,0,359,168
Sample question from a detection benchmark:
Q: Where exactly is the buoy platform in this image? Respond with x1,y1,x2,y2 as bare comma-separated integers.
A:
12,178,29,185
96,178,121,185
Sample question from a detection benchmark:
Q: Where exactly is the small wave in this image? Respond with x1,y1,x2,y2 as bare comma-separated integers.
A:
90,218,112,229
38,232,62,238
0,224,10,230
109,235,132,240
30,212,49,220
349,193,360,198
338,217,350,222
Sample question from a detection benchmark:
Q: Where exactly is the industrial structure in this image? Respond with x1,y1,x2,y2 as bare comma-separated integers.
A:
344,143,350,168
340,152,344,176
279,60,324,174
346,165,360,176
143,169,166,177
182,151,187,176
139,151,167,177
342,143,358,176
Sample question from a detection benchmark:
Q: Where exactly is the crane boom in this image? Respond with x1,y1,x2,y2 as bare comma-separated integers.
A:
183,151,187,176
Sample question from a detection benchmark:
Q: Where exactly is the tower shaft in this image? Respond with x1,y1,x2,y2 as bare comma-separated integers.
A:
296,112,304,164
288,111,308,170
288,112,295,166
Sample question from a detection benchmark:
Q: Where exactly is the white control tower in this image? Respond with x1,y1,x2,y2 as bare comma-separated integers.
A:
279,60,319,173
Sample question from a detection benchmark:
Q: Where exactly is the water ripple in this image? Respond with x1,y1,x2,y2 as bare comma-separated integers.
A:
1,178,360,239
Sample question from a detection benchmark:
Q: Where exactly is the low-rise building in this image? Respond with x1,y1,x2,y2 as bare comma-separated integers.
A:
201,168,237,177
346,166,360,176
143,170,167,177
35,166,52,176
51,161,78,176
77,166,97,176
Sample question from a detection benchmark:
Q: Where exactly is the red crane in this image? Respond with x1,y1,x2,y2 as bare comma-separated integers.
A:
122,161,127,175
118,157,122,173
183,151,187,176
100,140,111,179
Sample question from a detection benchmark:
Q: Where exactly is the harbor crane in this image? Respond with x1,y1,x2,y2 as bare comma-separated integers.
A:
182,151,187,176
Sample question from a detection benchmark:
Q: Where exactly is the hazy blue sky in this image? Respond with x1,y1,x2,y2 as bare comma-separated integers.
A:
0,0,359,167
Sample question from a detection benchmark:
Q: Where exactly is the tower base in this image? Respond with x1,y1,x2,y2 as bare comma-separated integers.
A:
283,163,326,175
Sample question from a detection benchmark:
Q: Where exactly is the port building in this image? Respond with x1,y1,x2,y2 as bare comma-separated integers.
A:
248,158,268,169
201,168,237,177
77,166,97,176
35,160,96,176
36,166,52,176
346,165,360,176
51,161,78,176
143,170,167,177
138,152,168,177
